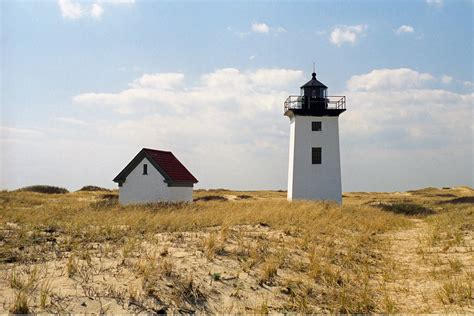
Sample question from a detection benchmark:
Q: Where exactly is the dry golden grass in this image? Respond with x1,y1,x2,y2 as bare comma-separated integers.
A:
0,186,472,313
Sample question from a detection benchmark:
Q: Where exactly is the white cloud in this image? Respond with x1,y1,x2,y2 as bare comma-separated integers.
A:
330,24,368,46
226,26,248,38
426,0,443,7
249,55,256,60
70,67,306,189
129,73,185,90
55,117,88,126
441,75,453,84
462,80,474,88
395,25,414,35
99,0,135,4
74,68,303,115
249,69,304,87
58,0,83,19
252,22,270,34
57,0,134,20
341,87,472,149
342,68,472,150
342,68,474,191
230,22,286,37
0,127,44,139
341,70,472,191
347,68,435,91
234,31,249,38
91,3,104,18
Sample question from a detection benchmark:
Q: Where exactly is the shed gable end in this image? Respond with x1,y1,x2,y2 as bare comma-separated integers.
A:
113,151,171,185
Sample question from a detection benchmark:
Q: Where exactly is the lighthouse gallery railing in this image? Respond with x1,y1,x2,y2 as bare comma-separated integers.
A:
284,95,346,113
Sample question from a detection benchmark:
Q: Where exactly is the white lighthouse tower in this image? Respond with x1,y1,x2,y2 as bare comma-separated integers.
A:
284,70,346,203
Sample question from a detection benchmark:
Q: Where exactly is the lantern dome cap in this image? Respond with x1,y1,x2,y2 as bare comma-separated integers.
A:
300,72,328,89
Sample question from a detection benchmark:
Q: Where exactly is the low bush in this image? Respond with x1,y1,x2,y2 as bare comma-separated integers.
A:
78,185,111,192
17,185,68,194
376,202,434,216
407,187,439,195
442,197,474,204
194,195,228,202
237,194,253,200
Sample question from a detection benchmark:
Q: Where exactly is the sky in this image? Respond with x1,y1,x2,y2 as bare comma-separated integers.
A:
1,0,473,192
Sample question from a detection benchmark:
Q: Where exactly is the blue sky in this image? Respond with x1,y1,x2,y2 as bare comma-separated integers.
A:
1,0,473,191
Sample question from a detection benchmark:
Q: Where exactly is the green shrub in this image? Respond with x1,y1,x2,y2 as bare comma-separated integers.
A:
194,195,228,202
378,202,434,216
17,185,69,194
237,194,253,200
442,197,474,204
78,185,111,192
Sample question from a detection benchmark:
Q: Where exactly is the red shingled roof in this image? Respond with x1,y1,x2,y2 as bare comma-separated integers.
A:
143,148,198,183
113,148,198,184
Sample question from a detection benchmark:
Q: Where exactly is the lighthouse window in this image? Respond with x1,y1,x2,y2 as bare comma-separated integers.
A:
312,147,322,164
143,164,148,175
312,121,322,131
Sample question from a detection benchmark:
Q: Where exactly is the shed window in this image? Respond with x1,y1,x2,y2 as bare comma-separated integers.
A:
143,164,148,175
312,147,322,164
312,121,322,131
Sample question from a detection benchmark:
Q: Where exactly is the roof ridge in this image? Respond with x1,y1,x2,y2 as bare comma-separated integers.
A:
142,147,171,153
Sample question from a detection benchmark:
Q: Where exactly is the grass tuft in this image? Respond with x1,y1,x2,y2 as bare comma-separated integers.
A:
259,258,280,285
175,274,206,306
9,291,29,314
437,273,473,305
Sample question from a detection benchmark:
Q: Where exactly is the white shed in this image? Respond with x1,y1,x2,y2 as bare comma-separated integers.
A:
113,148,198,204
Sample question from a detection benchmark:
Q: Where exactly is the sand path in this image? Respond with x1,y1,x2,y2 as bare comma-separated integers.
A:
384,218,473,313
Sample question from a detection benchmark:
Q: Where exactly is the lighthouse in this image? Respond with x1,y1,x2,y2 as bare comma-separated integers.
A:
284,70,346,203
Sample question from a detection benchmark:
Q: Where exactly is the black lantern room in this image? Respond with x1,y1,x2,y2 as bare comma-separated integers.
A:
284,71,346,117
301,71,328,99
